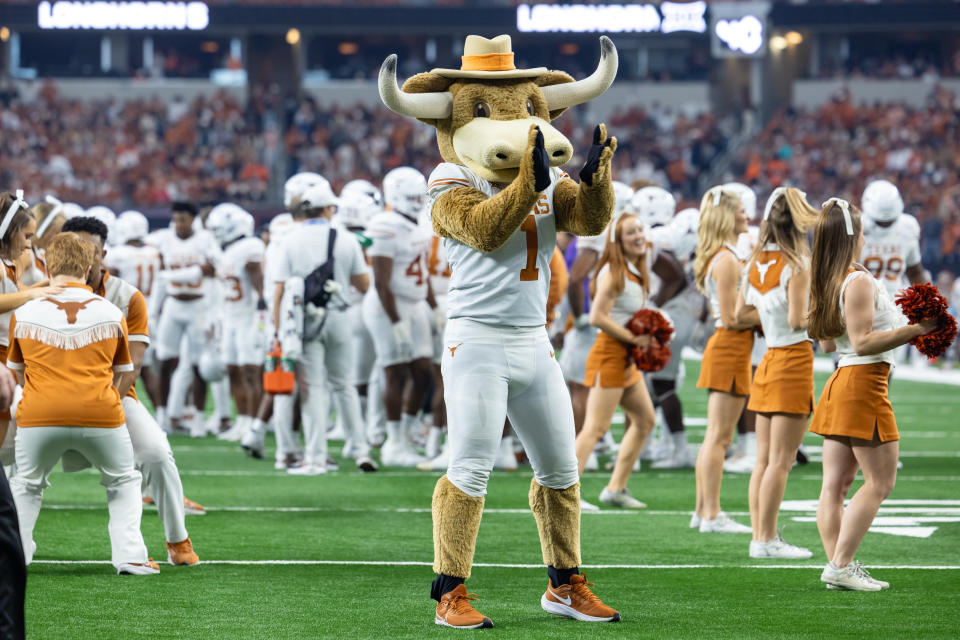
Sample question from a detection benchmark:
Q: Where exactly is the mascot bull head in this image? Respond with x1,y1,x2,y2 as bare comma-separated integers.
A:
379,35,617,185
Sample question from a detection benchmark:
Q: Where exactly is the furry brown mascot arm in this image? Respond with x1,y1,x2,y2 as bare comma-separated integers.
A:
553,124,618,237
432,125,548,253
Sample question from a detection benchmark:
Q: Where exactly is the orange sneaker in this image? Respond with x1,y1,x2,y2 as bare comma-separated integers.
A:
541,574,620,622
435,585,493,629
117,558,160,575
166,537,200,566
183,497,206,515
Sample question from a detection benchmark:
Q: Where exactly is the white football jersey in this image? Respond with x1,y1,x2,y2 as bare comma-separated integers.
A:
105,244,162,300
420,208,451,298
366,210,430,302
158,229,221,297
218,236,265,318
426,162,570,326
862,216,922,298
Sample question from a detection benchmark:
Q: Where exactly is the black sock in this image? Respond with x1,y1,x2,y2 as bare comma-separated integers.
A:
548,566,579,587
431,574,465,602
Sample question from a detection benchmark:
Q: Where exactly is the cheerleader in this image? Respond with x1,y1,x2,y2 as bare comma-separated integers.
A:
574,213,656,509
735,188,818,558
691,187,755,534
808,199,936,591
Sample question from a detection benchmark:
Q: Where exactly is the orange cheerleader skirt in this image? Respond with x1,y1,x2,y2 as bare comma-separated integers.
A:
696,327,754,396
809,362,898,442
584,332,642,389
747,341,815,415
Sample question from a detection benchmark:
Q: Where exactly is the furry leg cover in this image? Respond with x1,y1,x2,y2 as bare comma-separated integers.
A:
432,474,485,579
528,479,582,569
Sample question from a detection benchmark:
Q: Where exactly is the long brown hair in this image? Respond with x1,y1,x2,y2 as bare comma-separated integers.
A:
749,187,818,271
590,213,649,299
808,200,863,340
693,188,740,292
0,191,36,259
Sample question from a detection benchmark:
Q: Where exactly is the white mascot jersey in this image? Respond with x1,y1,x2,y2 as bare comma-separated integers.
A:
427,163,570,327
861,215,922,299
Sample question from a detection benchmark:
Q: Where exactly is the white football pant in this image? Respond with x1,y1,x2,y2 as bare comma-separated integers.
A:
442,319,578,498
124,397,188,543
10,425,149,568
155,297,207,363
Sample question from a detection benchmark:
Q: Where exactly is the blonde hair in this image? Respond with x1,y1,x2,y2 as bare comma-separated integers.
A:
749,188,818,272
45,232,94,279
693,188,740,292
808,200,863,341
590,214,649,299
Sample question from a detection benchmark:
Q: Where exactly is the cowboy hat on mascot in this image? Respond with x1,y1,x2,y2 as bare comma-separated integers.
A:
379,34,620,628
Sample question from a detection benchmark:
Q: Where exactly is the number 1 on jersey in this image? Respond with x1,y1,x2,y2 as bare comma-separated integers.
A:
519,215,539,281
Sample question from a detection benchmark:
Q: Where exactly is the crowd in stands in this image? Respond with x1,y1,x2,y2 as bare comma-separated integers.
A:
728,85,960,273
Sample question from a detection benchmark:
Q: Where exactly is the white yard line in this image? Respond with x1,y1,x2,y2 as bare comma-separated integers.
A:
29,559,960,570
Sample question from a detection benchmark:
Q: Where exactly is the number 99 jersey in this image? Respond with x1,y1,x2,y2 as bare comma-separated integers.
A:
426,162,570,327
861,215,922,298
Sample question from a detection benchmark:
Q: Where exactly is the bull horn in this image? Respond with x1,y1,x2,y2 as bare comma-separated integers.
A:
542,36,618,111
378,54,452,120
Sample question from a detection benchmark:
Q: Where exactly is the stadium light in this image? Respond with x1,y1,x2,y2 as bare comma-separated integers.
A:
785,31,803,46
37,1,209,31
286,28,300,46
0,27,9,42
770,35,788,52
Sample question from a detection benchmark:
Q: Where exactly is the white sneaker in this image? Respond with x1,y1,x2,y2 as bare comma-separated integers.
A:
580,498,600,512
380,438,425,467
584,451,599,472
699,512,752,534
821,562,885,591
689,513,701,529
274,455,302,471
651,447,694,469
723,454,756,474
640,441,669,462
240,430,265,460
117,561,160,575
598,487,647,509
416,447,449,472
368,423,387,449
188,414,208,438
749,535,813,559
287,463,328,476
325,457,339,472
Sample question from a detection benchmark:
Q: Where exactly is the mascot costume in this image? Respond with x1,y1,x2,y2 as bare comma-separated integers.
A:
379,34,620,628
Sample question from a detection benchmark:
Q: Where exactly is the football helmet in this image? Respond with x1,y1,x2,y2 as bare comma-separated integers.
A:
62,202,86,219
207,203,253,246
341,179,383,208
383,167,427,217
631,186,676,228
199,347,226,382
861,179,903,223
336,191,380,230
86,206,117,244
115,210,150,244
283,172,330,210
722,182,757,221
668,207,700,260
612,181,635,215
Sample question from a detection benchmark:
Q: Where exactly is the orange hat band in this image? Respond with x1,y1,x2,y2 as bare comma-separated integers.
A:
460,52,515,72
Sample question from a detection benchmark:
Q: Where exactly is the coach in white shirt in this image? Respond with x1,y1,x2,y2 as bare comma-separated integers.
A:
272,183,376,474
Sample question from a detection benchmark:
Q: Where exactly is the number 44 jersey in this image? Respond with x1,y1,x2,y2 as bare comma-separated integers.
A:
427,162,570,327
366,210,430,303
861,214,922,299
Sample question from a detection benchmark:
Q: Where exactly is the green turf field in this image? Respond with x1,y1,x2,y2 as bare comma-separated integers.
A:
21,360,960,639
